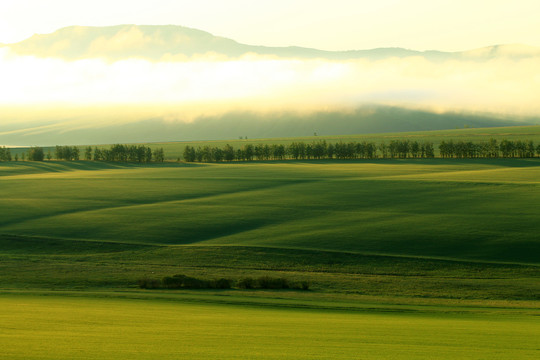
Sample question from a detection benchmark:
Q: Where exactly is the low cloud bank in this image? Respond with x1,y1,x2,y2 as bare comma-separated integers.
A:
1,46,540,126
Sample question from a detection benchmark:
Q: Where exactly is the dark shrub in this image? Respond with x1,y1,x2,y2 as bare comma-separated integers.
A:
213,278,233,289
162,274,186,289
257,276,289,289
237,277,255,289
300,281,311,290
182,276,207,289
137,278,161,289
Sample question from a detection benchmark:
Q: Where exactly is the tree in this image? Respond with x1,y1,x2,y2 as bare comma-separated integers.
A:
223,144,235,161
94,147,102,161
28,147,45,161
55,145,80,160
424,142,435,158
499,139,514,158
410,141,420,158
85,146,93,161
378,143,388,158
389,140,399,158
243,144,254,161
526,141,535,158
488,138,499,158
326,143,335,159
145,147,153,163
183,146,196,162
312,140,327,159
0,146,12,161
153,148,165,162
72,147,80,161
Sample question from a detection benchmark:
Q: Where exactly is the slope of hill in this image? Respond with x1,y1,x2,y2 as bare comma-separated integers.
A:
2,106,538,146
1,160,539,264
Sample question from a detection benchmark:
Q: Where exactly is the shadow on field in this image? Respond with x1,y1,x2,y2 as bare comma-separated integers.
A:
1,161,211,174
0,234,155,254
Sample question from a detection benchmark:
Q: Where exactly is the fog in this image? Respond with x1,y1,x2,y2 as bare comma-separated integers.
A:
1,45,540,128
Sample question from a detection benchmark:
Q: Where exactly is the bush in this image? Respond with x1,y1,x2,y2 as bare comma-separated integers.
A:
237,277,255,289
159,274,233,289
137,278,161,289
182,276,207,289
162,275,185,289
300,281,311,290
139,274,310,291
212,278,234,289
257,276,290,289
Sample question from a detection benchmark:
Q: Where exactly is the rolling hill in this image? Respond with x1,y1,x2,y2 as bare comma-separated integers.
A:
1,159,539,264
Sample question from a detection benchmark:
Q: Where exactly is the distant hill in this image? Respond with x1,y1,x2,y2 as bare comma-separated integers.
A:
4,24,540,61
1,106,538,146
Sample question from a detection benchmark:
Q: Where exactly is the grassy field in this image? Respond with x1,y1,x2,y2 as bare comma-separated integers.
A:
1,153,539,358
1,159,539,297
1,294,539,360
1,159,539,262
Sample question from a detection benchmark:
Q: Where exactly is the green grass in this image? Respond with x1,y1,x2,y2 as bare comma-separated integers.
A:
1,159,539,263
0,159,539,301
1,294,539,359
1,156,540,358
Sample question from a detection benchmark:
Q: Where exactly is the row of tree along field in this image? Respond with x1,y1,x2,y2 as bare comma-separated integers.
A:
0,145,165,162
183,139,540,162
2,139,539,163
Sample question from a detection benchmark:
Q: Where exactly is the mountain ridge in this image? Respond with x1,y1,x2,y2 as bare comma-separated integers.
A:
4,24,540,61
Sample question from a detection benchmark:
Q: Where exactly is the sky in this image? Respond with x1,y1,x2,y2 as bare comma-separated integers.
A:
1,0,540,51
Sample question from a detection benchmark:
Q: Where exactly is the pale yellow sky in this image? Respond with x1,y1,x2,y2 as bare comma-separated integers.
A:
1,0,540,51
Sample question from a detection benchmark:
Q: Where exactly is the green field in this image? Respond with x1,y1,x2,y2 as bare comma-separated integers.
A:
1,294,539,360
1,159,539,260
1,146,540,358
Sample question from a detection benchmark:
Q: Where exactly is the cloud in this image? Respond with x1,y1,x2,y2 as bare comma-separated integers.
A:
1,46,540,127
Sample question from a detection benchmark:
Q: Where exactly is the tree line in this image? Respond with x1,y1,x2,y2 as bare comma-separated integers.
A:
183,138,540,162
439,139,538,158
86,144,165,162
0,146,12,161
3,139,540,163
0,145,165,162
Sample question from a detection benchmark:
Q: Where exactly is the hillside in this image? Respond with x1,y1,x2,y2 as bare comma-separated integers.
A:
1,159,539,264
2,107,538,147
